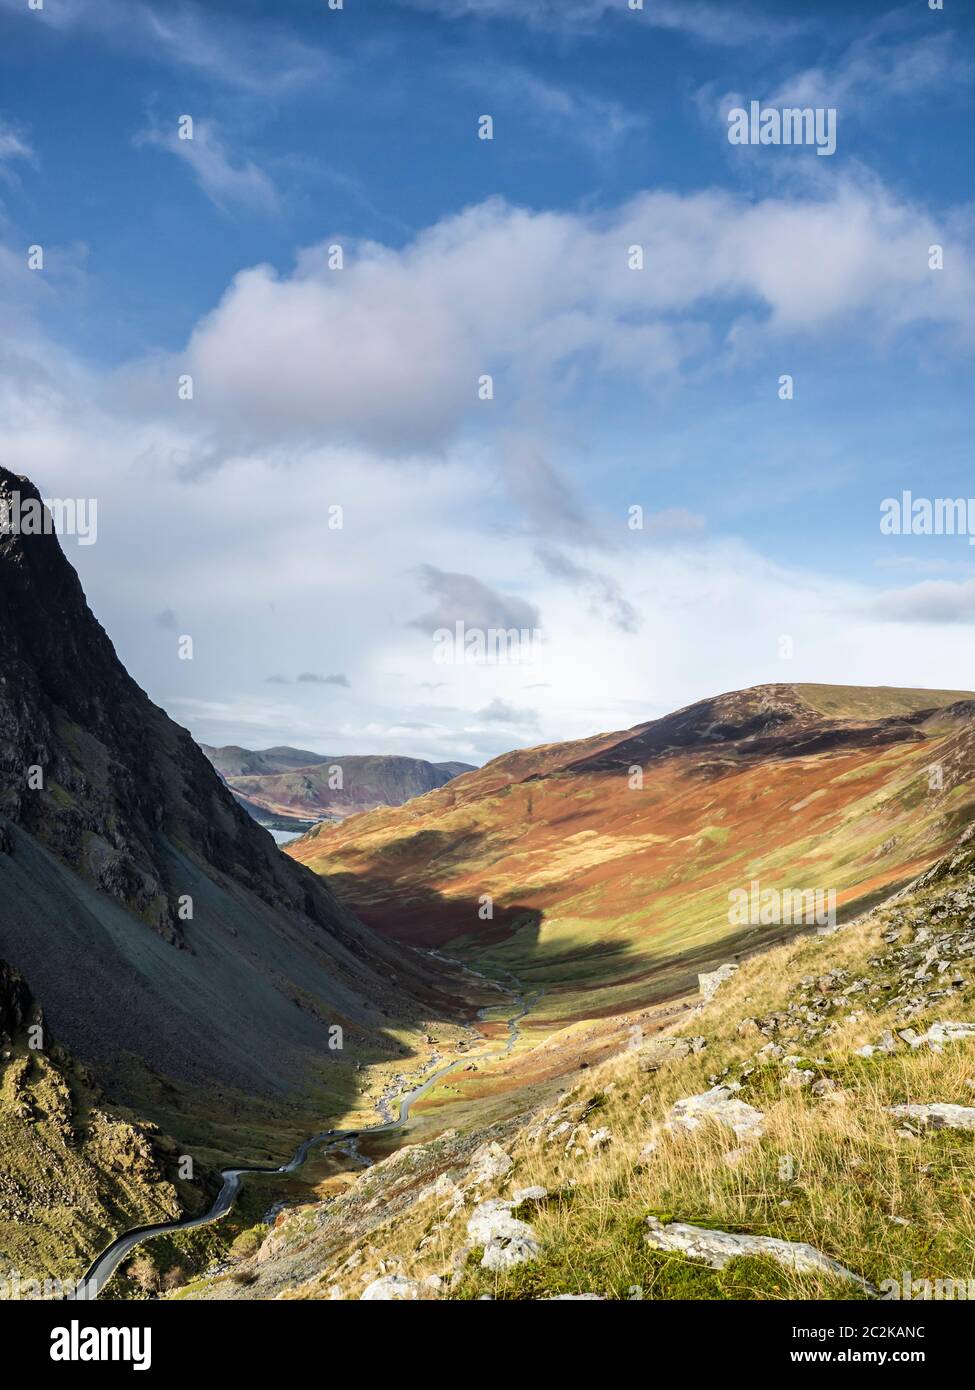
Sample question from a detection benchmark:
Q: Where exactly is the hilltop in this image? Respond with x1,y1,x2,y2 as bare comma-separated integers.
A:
291,682,975,1031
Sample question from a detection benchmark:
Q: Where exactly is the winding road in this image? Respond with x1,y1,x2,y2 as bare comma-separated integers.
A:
69,963,535,1301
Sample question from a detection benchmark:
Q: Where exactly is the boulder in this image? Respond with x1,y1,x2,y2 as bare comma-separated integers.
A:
467,1141,513,1185
698,965,738,1003
467,1199,540,1272
888,1103,975,1133
645,1217,874,1292
904,1021,975,1052
665,1085,765,1143
636,1035,706,1073
360,1274,422,1300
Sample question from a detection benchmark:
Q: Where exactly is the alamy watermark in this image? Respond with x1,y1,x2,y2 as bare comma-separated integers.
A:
881,1270,975,1301
728,880,837,929
433,620,542,666
880,492,975,545
0,1266,83,1301
0,491,98,546
728,101,836,157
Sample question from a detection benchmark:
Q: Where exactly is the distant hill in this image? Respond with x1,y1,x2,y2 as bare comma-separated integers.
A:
200,745,331,779
200,747,477,827
291,681,975,1027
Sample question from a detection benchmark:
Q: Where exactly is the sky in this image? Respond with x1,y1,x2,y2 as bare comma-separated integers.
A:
1,0,974,765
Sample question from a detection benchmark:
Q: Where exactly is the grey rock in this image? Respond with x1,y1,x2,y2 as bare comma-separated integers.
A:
360,1274,422,1300
888,1103,975,1132
645,1218,874,1292
666,1085,765,1143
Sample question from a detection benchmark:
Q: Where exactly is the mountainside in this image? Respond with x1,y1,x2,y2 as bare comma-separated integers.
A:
0,470,460,1168
201,746,476,827
0,960,206,1287
189,828,975,1303
291,683,975,1029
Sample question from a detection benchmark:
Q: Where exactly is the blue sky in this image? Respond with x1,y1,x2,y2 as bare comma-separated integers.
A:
2,0,974,761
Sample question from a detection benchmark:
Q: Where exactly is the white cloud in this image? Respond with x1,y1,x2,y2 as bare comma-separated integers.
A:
122,179,974,455
6,354,975,760
768,24,974,115
474,64,646,154
0,0,331,93
3,166,975,761
137,120,277,213
0,123,33,172
870,577,975,625
400,0,804,45
477,697,540,726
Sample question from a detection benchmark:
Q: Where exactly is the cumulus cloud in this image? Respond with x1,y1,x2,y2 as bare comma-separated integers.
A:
870,578,975,625
128,180,974,454
409,565,541,635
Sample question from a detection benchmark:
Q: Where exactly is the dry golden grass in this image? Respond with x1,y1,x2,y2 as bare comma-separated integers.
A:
284,873,975,1301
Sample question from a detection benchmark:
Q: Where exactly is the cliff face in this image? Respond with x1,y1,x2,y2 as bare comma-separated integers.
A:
0,959,37,1049
1,468,361,944
0,468,455,1098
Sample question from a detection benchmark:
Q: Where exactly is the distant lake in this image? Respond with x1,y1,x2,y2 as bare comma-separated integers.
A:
265,826,303,846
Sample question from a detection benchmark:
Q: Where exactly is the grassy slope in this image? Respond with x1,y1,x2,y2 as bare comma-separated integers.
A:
209,831,975,1302
794,684,975,720
0,1032,206,1289
292,685,975,1029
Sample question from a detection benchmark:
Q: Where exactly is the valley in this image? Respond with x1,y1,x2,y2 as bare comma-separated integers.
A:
3,469,975,1304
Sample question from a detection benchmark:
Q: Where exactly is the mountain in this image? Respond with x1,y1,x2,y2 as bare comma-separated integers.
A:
200,746,477,827
0,469,461,1278
290,682,975,1029
200,745,332,779
191,826,975,1302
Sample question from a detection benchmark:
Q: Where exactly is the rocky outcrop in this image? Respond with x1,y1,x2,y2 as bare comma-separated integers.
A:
360,1274,422,1301
0,958,37,1044
636,1035,706,1073
698,965,738,1002
889,1103,975,1133
902,1021,975,1051
467,1199,540,1271
645,1217,875,1292
665,1085,765,1143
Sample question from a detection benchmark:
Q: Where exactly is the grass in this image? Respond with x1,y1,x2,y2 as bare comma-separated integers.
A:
261,846,975,1301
